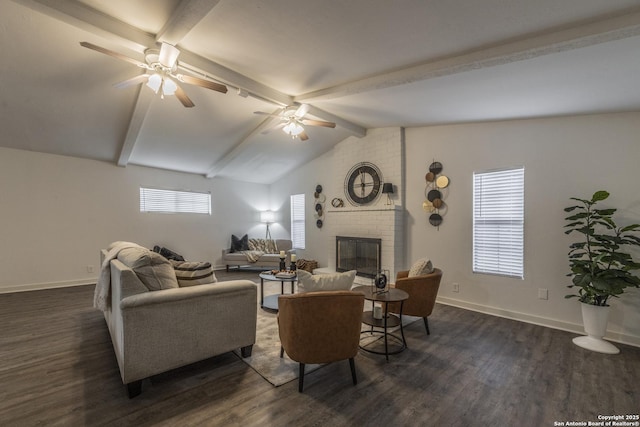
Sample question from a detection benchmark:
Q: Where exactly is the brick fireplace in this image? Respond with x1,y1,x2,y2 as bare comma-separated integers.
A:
317,128,405,285
326,205,403,285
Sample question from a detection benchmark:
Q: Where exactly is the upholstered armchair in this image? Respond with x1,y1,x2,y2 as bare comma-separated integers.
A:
278,291,365,392
389,268,442,335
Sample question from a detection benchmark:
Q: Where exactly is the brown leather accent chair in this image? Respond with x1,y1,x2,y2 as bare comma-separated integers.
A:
389,268,442,335
278,291,365,392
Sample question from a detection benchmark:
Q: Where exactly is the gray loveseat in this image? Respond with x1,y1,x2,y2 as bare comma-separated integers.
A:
100,248,257,397
222,238,293,271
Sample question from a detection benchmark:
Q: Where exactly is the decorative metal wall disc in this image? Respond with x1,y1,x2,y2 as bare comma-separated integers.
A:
422,200,434,212
429,213,443,226
427,189,442,202
432,198,444,209
331,198,344,208
425,172,435,182
317,193,326,203
315,203,322,212
429,161,443,174
316,184,323,194
316,219,323,228
436,175,449,188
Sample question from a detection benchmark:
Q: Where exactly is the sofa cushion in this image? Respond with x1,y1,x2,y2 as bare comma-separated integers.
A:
408,258,434,277
296,270,356,293
171,260,217,287
117,247,179,291
230,234,249,253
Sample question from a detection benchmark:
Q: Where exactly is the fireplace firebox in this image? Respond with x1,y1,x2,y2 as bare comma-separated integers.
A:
336,236,381,278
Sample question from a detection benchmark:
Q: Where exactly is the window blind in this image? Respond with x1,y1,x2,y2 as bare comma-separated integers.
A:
290,194,306,249
473,167,524,279
140,187,211,215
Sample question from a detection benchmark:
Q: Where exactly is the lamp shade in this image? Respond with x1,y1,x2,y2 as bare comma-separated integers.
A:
382,183,394,194
260,210,275,223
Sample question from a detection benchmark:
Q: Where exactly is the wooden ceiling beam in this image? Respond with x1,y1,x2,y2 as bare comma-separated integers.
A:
296,10,640,103
204,116,278,179
156,0,222,45
117,83,155,167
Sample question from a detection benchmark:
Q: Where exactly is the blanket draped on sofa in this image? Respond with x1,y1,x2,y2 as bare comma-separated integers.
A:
94,241,142,311
241,239,279,263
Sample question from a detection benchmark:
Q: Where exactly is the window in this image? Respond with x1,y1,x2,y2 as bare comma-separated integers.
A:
473,167,524,279
140,187,211,214
290,194,305,249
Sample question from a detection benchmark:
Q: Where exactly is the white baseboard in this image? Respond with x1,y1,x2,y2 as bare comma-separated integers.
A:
436,296,640,348
0,278,96,294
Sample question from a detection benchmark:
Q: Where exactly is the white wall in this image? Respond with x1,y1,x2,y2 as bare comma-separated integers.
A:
0,147,272,292
405,112,640,346
269,150,335,263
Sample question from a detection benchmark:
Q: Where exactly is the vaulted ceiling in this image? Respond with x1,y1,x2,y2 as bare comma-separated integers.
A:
2,0,640,183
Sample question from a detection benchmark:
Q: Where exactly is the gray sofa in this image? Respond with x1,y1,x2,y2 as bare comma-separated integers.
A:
100,249,257,397
222,238,293,271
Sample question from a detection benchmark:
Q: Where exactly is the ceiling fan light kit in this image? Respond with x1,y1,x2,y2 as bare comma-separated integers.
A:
79,41,227,107
255,104,336,141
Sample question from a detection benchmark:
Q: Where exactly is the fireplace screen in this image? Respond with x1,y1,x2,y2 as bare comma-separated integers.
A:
336,236,382,278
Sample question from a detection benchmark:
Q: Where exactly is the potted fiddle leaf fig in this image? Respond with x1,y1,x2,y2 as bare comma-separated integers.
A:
564,190,640,354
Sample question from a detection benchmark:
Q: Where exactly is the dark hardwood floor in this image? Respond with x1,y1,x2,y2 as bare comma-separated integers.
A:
1,269,638,426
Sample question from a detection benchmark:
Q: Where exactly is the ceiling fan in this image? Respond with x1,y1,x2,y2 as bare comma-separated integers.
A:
79,41,227,107
254,104,336,141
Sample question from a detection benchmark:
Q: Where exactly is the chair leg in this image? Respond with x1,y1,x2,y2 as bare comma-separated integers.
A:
280,346,284,358
423,317,430,335
349,358,357,385
298,363,305,392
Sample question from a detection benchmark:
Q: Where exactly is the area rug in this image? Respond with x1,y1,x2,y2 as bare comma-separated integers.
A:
233,308,324,387
234,304,420,387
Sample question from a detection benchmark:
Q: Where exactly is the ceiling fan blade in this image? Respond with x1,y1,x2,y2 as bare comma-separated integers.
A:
302,119,336,128
261,122,286,135
174,85,195,108
113,74,150,89
294,103,310,118
158,42,180,68
254,111,285,118
176,74,228,94
80,41,148,69
299,130,309,141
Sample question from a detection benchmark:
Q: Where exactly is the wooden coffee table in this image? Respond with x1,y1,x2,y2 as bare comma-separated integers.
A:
259,272,297,311
353,285,409,361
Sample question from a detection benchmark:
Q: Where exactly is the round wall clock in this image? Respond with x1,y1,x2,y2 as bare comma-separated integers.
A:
344,162,383,205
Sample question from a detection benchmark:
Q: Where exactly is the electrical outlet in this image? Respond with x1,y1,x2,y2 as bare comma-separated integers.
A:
538,288,548,300
452,282,459,293
87,265,94,273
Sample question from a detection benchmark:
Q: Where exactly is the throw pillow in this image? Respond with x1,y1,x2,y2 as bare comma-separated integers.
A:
170,260,217,287
230,234,249,253
152,245,185,261
117,247,179,291
297,270,357,293
408,258,434,277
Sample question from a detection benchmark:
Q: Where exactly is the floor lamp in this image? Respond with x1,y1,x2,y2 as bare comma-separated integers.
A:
260,210,275,240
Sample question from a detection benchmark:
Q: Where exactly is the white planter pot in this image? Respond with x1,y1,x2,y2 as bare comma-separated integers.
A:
572,302,619,354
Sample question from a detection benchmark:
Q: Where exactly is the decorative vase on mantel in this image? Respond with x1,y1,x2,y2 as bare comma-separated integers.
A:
572,302,619,354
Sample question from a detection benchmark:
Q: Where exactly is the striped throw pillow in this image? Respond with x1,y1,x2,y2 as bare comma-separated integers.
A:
170,260,217,287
